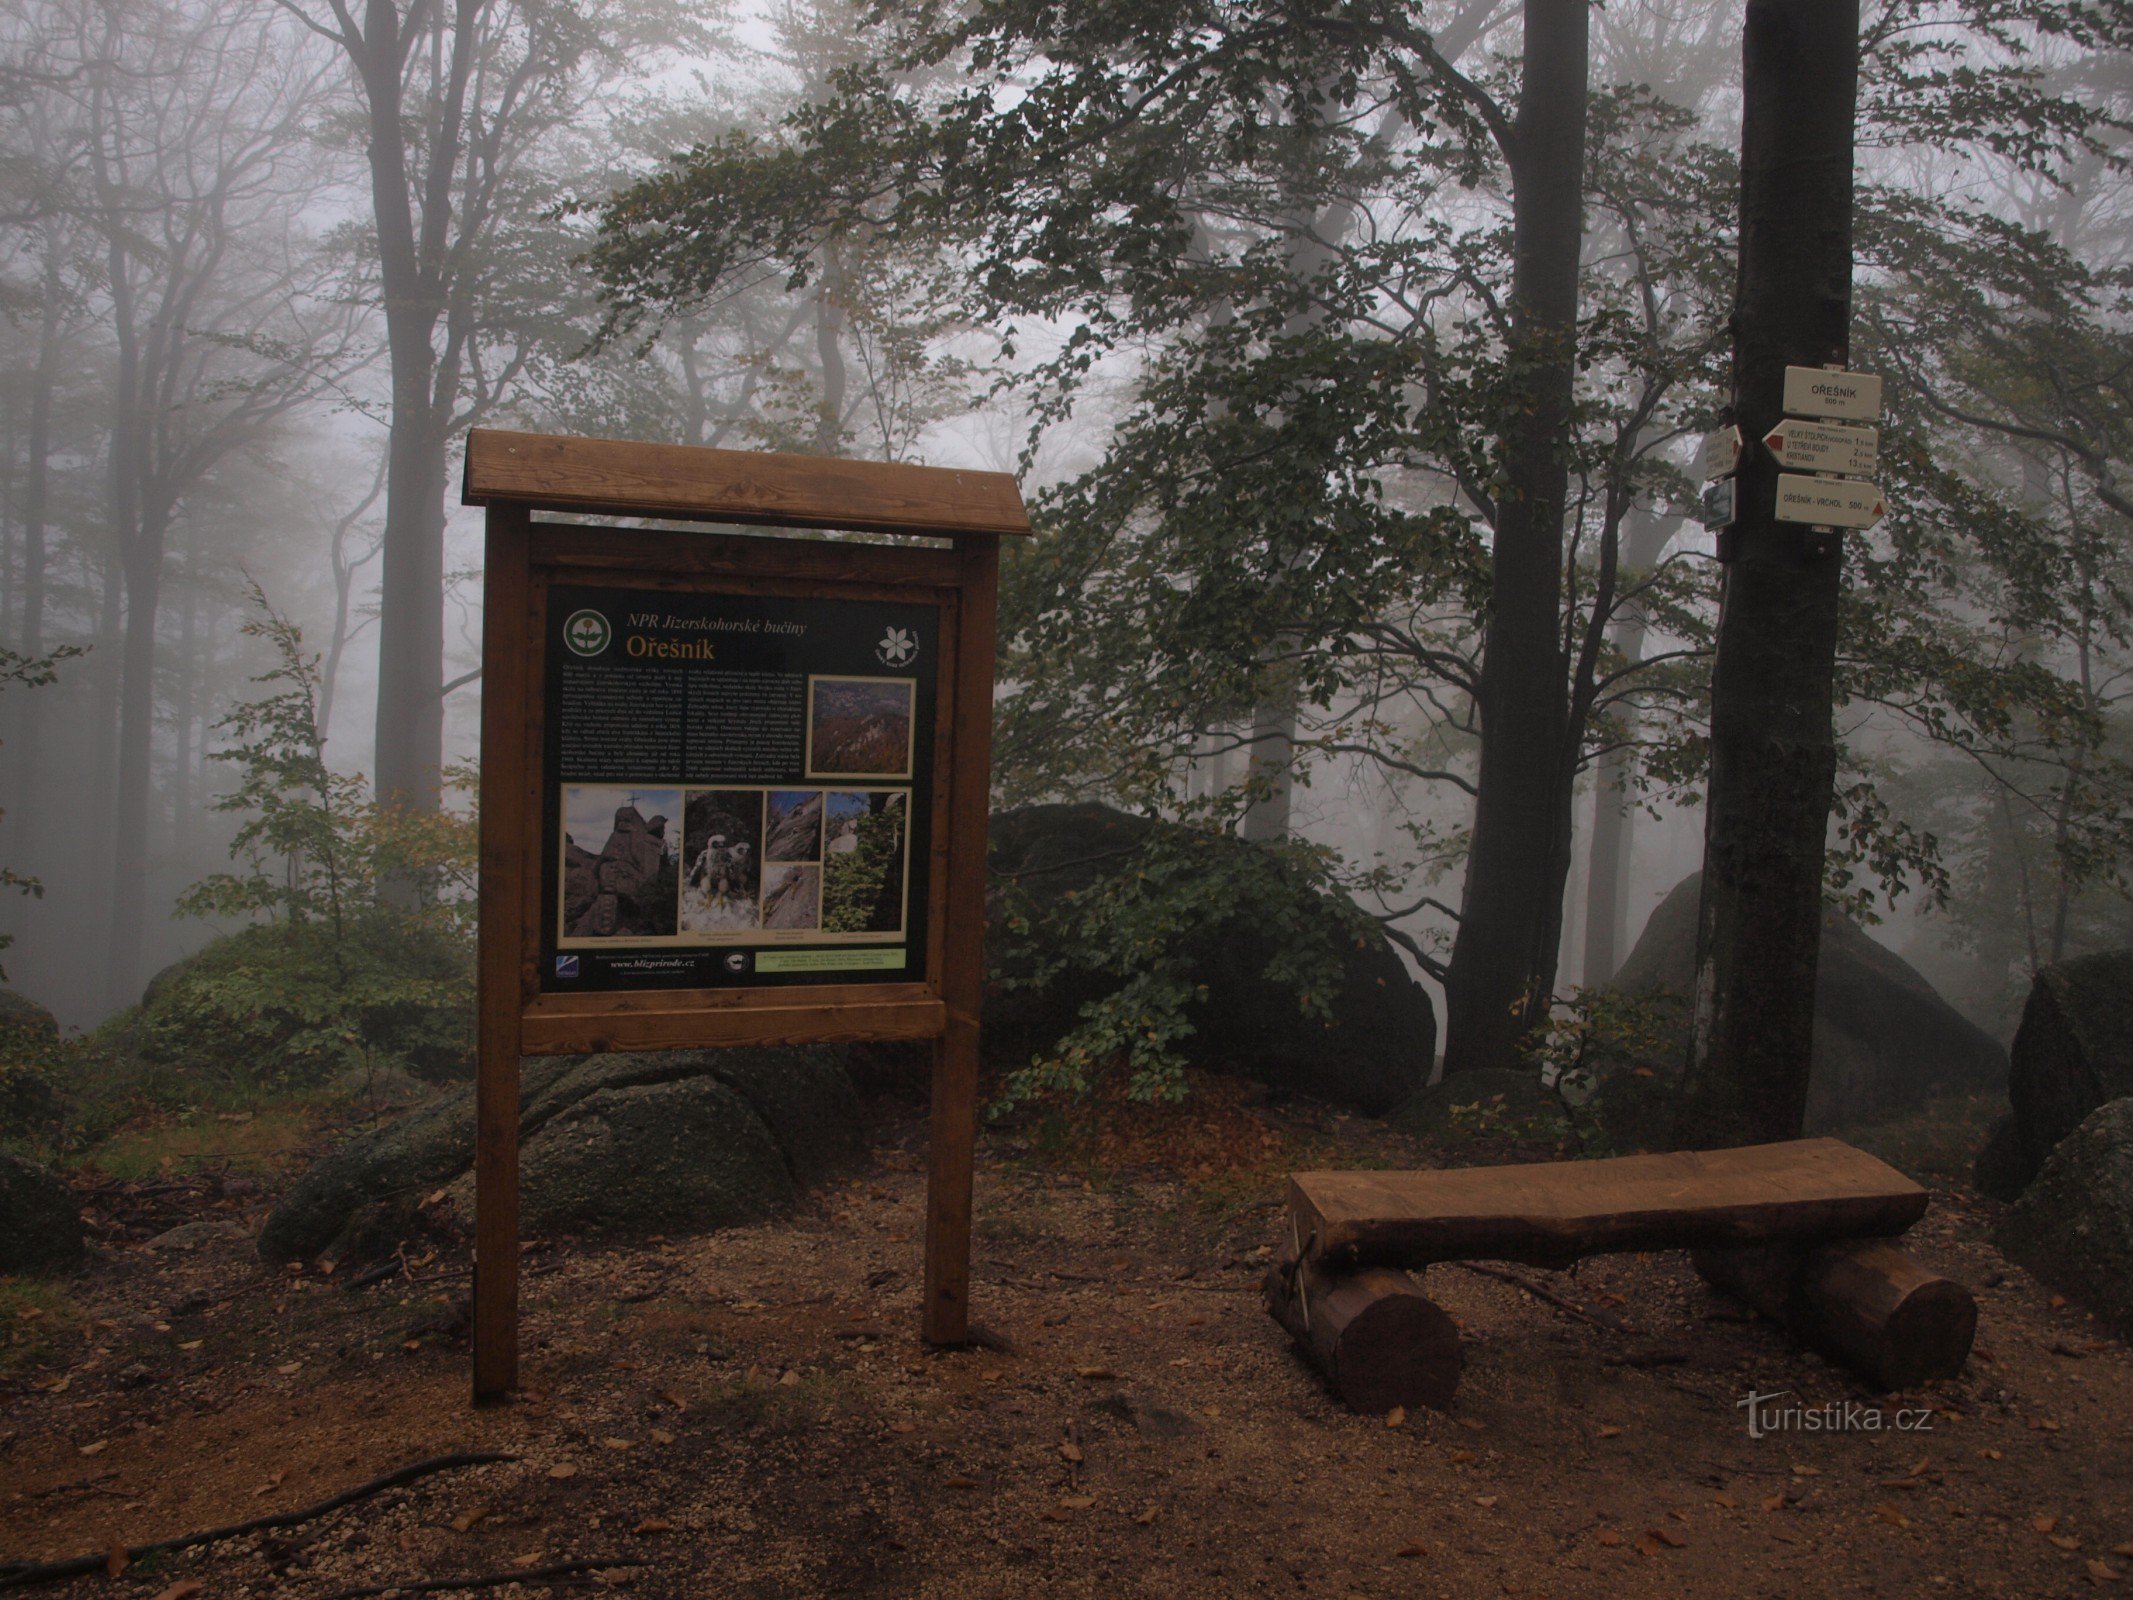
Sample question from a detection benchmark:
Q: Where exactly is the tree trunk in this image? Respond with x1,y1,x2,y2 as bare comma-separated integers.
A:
1581,510,1678,985
362,31,449,819
1441,0,1589,1073
1673,0,1859,1148
106,513,167,1010
10,260,60,867
1263,1263,1463,1413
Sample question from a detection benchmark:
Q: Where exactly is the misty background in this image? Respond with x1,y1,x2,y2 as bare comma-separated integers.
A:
0,0,2126,1054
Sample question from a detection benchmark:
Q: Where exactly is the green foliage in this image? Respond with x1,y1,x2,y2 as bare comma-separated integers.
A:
821,804,904,932
1519,986,1687,1154
990,817,1367,1106
156,585,476,1088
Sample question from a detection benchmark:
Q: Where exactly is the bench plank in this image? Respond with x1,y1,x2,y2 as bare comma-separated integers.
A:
1289,1138,1927,1271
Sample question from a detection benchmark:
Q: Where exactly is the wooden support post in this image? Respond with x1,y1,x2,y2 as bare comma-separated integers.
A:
1264,1263,1463,1414
473,504,532,1404
1694,1239,1978,1390
923,533,999,1346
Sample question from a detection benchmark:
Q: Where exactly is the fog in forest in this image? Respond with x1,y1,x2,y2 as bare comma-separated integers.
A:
0,0,2126,1060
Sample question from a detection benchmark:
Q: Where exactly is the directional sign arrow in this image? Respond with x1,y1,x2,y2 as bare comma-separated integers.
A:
1698,425,1744,482
1782,366,1883,423
1764,419,1879,477
1775,473,1886,530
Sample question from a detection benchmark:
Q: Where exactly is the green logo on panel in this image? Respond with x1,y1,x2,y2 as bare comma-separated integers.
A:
563,609,611,657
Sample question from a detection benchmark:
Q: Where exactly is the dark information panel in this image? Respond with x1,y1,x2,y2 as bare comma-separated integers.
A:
538,582,939,992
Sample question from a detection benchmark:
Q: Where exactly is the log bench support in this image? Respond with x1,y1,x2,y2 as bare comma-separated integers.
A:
1693,1240,1978,1390
1263,1262,1462,1415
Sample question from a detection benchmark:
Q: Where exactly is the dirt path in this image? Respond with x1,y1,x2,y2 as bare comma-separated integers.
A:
3,1096,2128,1599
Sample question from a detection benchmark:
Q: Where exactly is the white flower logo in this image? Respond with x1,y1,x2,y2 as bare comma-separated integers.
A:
876,626,918,667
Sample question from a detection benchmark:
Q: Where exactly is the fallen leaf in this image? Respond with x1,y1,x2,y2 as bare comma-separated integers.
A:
650,1429,675,1446
148,1583,204,1600
2036,1515,2063,1535
660,1390,687,1411
1597,1528,1624,1547
105,1546,130,1578
1876,1504,1911,1529
1908,1457,1930,1477
1133,1504,1162,1526
945,1475,977,1490
1597,1425,1622,1439
1039,1507,1069,1523
1652,1526,1688,1548
1448,1449,1476,1464
1395,1541,1427,1558
634,1518,672,1535
451,1507,490,1533
511,1553,543,1569
604,1437,635,1451
1061,1495,1095,1511
252,1470,288,1497
778,1370,801,1388
890,1421,916,1435
2115,1544,2133,1559
78,1440,109,1457
2088,1560,2123,1584
1458,1416,1486,1432
2056,1536,2085,1552
1979,1448,2003,1461
1076,1366,1116,1380
1384,1406,1406,1429
548,1463,578,1480
1790,1464,1820,1478
1474,1495,1498,1508
1712,1491,1739,1509
1059,1442,1084,1463
1760,1493,1786,1513
1635,1532,1664,1556
276,1361,302,1375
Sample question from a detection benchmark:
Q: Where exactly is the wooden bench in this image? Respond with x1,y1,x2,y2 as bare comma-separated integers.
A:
1266,1139,1976,1412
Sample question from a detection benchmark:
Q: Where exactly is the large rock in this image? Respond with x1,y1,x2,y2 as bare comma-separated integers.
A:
0,1153,84,1274
1998,951,2133,1197
985,804,1434,1114
0,988,58,1041
1605,872,2008,1132
1997,1096,2133,1328
259,1046,864,1265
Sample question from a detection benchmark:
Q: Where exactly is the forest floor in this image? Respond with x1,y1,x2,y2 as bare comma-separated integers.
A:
2,1076,2129,1600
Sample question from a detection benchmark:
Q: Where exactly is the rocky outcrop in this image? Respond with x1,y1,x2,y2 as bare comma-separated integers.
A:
1998,1096,2133,1329
259,1046,865,1266
0,1154,83,1274
986,804,1434,1114
1604,873,2008,1133
1995,951,2133,1198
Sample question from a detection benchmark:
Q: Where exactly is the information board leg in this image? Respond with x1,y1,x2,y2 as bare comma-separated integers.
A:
472,1032,521,1401
923,1018,979,1345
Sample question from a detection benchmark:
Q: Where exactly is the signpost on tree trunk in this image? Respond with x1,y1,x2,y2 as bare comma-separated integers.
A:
1674,0,1864,1149
463,429,1026,1402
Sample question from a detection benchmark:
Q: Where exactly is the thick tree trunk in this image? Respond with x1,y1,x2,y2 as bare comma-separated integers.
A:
363,33,449,819
106,517,167,1010
1673,0,1859,1148
11,268,59,867
1581,510,1677,984
1442,0,1589,1073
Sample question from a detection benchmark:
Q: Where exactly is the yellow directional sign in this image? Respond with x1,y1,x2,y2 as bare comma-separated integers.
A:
1764,419,1879,477
1781,366,1883,423
1775,473,1886,530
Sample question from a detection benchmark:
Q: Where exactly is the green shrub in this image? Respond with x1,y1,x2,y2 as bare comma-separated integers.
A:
128,915,471,1087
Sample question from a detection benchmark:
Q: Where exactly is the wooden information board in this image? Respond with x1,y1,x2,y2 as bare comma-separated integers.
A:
464,428,1026,1401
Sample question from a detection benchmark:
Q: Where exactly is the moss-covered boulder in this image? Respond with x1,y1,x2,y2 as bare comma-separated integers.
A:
0,988,58,1041
986,803,1434,1114
259,1046,865,1265
1998,1096,2133,1329
1598,873,2008,1137
1998,951,2133,1198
